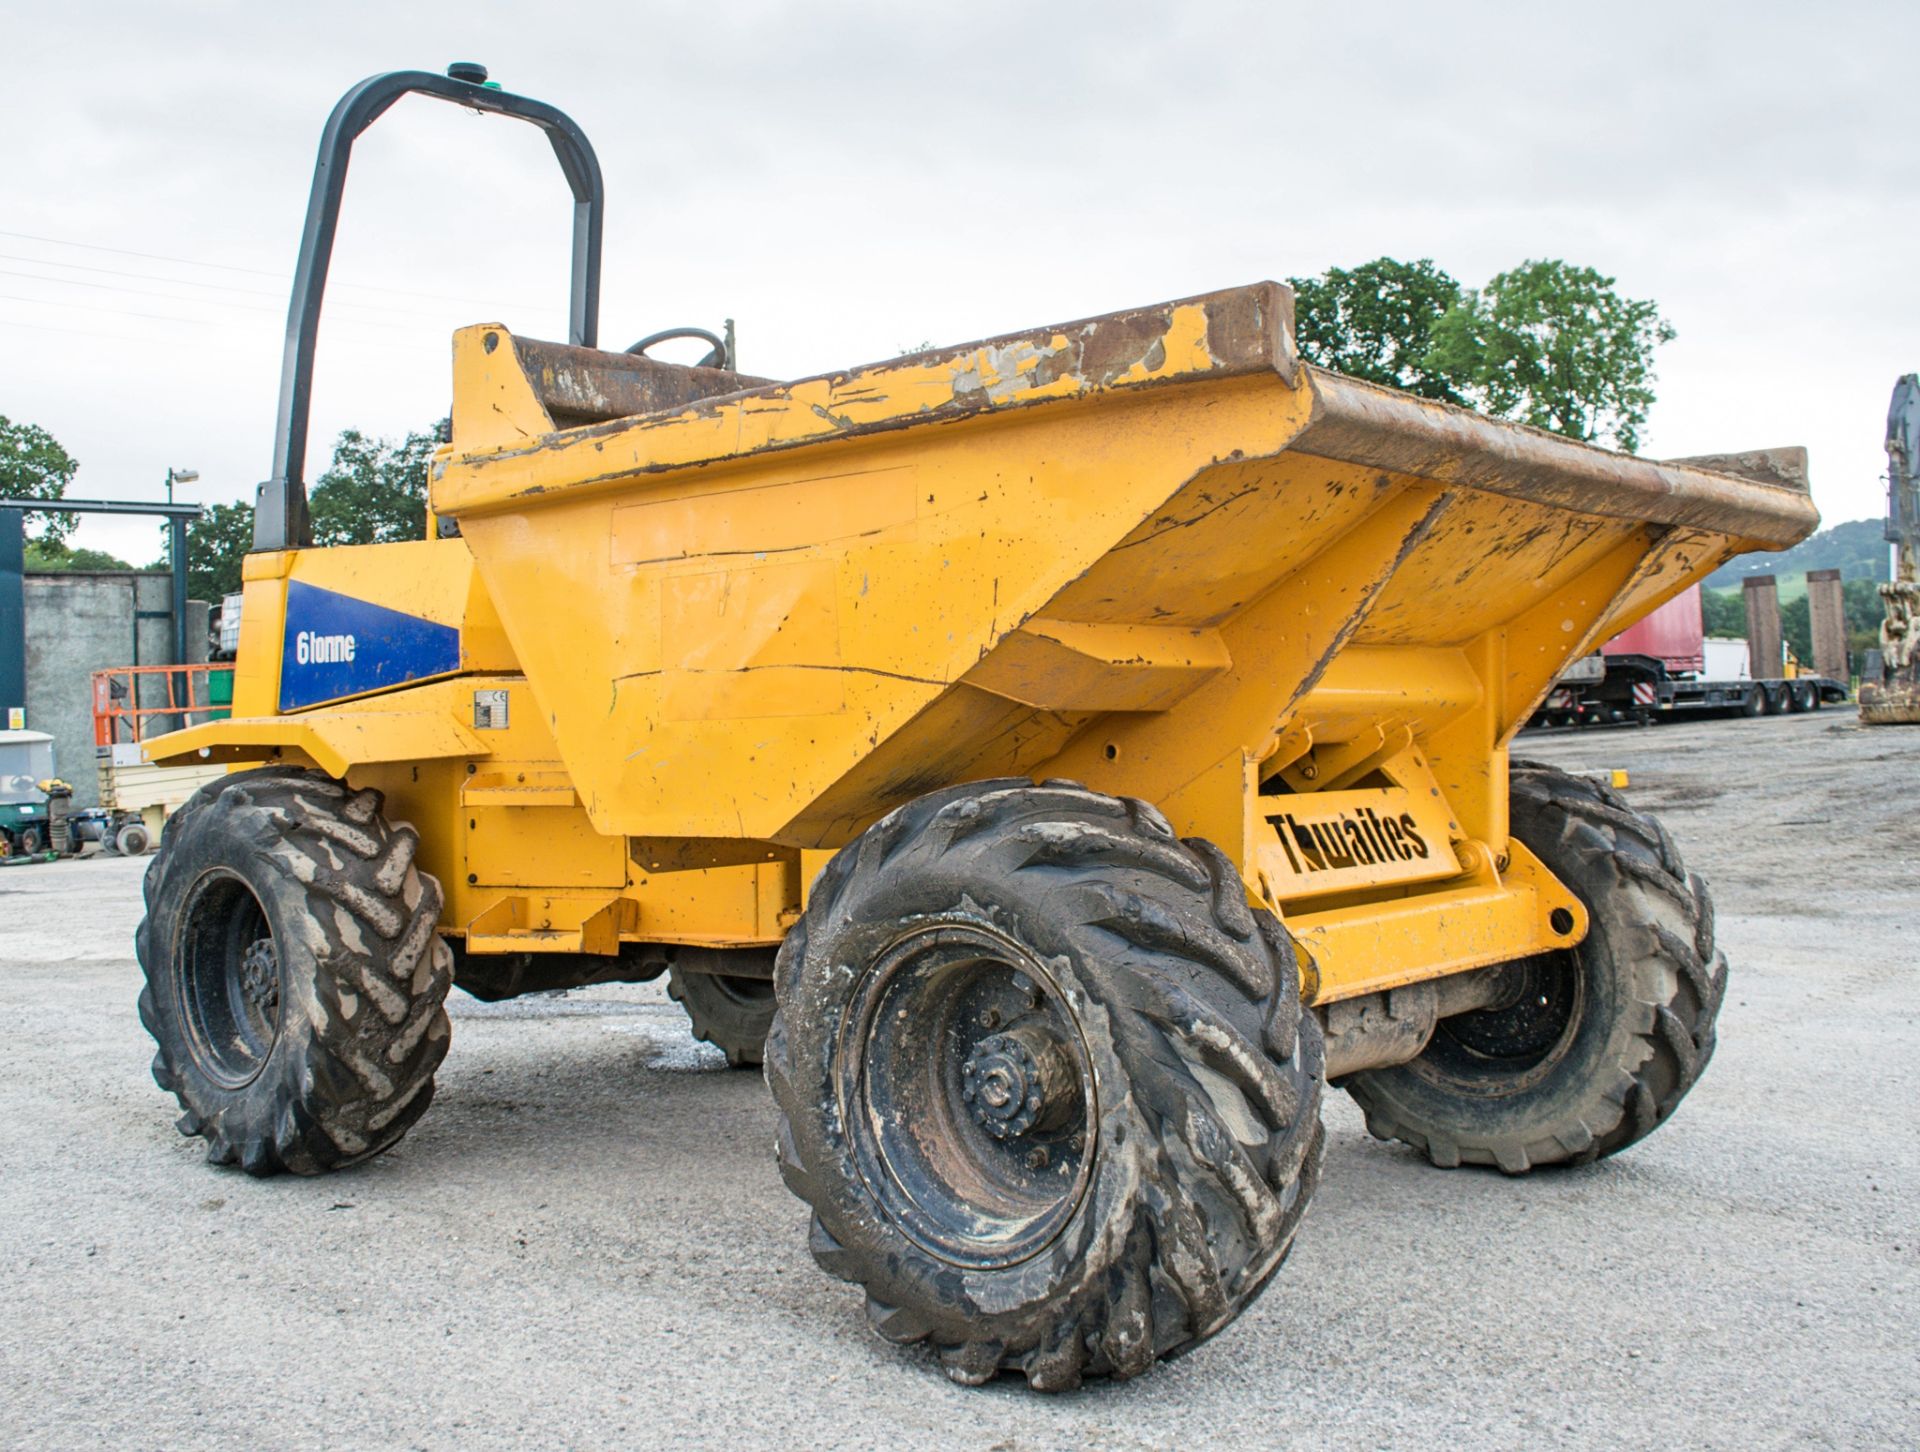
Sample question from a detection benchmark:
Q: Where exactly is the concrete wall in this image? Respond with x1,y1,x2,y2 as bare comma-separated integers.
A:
22,573,208,807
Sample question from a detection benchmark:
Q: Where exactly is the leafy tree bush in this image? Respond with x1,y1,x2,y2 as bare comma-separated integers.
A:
23,539,135,571
1426,260,1673,453
1702,587,1745,639
1707,580,1885,671
309,422,447,546
1288,259,1466,403
1289,257,1674,453
185,501,256,601
0,414,79,544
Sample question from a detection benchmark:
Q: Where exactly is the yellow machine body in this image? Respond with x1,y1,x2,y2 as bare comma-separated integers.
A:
153,282,1818,1005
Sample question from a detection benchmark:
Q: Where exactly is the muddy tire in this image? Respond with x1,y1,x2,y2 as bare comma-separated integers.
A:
135,768,453,1175
1345,762,1725,1172
669,954,777,1068
766,779,1324,1390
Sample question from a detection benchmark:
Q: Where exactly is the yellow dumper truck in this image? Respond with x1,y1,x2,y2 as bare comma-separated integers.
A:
140,67,1819,1389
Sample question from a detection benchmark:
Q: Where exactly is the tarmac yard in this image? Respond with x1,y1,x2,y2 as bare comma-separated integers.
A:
2,709,1915,1451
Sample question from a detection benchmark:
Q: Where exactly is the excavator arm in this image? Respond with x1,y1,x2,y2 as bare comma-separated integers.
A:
1861,374,1920,723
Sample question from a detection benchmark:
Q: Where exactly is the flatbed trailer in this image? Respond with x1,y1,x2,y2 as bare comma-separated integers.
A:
1537,659,1847,726
1531,583,1848,727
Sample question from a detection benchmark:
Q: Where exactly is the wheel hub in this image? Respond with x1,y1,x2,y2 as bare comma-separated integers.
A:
240,938,280,1015
843,924,1098,1269
1422,948,1583,1092
176,870,283,1088
961,1025,1074,1139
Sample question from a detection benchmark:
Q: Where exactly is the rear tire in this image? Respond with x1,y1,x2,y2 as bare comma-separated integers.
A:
668,952,777,1067
767,779,1324,1389
1344,762,1725,1172
18,825,43,855
114,821,150,856
136,768,453,1175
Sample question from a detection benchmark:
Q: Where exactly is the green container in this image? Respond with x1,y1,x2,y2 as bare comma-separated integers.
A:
207,667,235,707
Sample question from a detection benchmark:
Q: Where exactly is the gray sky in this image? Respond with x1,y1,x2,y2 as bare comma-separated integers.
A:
7,1,1916,564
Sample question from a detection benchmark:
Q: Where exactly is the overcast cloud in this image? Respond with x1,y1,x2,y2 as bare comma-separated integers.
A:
6,1,1917,562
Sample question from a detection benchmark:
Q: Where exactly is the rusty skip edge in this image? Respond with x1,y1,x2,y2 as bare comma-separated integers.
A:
1297,368,1820,549
514,339,775,429
451,278,1819,553
442,283,1299,503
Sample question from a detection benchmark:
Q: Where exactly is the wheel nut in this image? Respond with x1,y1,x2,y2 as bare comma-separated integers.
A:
1026,1147,1049,1170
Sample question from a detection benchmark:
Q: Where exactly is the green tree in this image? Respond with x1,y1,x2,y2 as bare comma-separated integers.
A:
1780,593,1813,666
309,422,445,546
22,539,133,571
1287,258,1466,403
1709,579,1883,672
185,500,256,601
1702,587,1744,638
1426,260,1674,452
1842,577,1888,664
0,414,79,544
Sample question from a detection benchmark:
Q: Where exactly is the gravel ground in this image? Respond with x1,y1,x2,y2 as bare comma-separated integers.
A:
2,708,1915,1450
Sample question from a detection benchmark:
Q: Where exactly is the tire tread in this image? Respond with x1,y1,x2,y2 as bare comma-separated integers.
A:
135,768,452,1176
765,781,1323,1388
1349,763,1725,1171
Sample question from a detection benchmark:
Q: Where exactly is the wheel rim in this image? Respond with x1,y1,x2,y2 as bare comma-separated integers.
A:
175,870,284,1088
1418,950,1583,1095
840,923,1096,1270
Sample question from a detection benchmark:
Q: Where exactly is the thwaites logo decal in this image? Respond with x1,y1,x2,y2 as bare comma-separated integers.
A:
1254,785,1461,897
1272,803,1429,874
279,580,461,710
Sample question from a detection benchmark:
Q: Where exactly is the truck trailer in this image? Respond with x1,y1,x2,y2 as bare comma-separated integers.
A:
1533,583,1847,727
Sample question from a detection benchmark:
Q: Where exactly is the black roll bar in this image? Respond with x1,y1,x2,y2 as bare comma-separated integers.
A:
254,64,605,551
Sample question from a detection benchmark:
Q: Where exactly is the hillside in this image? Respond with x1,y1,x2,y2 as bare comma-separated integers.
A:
1704,517,1889,590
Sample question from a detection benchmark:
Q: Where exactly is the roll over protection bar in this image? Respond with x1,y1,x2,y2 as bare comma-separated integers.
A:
254,64,605,551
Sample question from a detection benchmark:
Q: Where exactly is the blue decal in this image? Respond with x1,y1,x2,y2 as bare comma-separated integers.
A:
279,580,461,710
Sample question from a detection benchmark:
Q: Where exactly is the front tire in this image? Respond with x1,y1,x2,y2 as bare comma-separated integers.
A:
766,779,1324,1389
1345,762,1725,1172
136,768,453,1175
